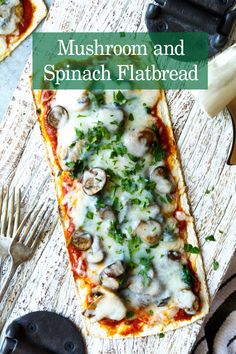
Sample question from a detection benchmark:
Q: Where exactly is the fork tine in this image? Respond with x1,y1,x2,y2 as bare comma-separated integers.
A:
6,187,15,237
1,185,9,235
30,207,53,250
12,203,38,243
24,205,49,247
13,188,21,235
18,203,45,244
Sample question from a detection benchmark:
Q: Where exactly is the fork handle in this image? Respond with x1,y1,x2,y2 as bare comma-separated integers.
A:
0,262,18,303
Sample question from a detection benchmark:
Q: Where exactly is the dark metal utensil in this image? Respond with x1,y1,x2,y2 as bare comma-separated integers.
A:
0,311,86,354
145,0,236,57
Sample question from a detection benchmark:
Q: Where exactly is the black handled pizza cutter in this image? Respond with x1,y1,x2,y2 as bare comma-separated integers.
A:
0,311,86,354
145,0,236,165
145,0,236,57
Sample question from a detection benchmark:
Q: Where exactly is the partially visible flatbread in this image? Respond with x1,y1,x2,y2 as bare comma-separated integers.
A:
0,0,47,62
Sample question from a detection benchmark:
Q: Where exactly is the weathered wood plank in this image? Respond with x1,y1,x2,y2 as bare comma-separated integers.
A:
0,1,236,353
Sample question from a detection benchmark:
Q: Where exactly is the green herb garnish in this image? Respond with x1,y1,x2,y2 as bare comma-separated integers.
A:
113,91,128,106
126,311,135,318
182,265,195,287
152,145,166,163
205,235,216,242
213,259,219,271
86,211,94,220
184,243,200,254
128,113,134,121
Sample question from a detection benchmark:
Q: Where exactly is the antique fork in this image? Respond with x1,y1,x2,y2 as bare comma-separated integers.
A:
0,186,21,281
0,191,52,302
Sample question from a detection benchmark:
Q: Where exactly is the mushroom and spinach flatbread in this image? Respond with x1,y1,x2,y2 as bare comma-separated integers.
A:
0,0,47,61
33,89,209,337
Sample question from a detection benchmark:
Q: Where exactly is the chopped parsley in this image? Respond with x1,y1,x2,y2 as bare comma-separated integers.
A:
127,236,142,258
181,265,195,287
88,91,105,107
152,145,166,163
205,187,214,194
108,222,126,244
75,129,85,139
128,113,134,121
121,178,138,193
184,243,200,254
205,235,216,242
86,211,94,220
96,196,106,210
213,259,219,271
159,333,165,338
126,311,135,318
87,121,110,145
138,256,154,285
66,160,84,178
113,91,128,106
149,309,154,315
112,197,123,212
110,142,127,158
143,103,152,114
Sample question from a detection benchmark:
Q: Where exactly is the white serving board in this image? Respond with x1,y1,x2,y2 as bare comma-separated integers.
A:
0,1,236,353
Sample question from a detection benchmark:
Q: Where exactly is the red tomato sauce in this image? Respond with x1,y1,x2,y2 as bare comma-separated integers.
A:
18,0,34,35
5,0,34,45
174,309,191,321
100,317,145,336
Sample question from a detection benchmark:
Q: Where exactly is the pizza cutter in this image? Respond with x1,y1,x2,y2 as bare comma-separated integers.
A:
145,0,236,165
0,311,86,354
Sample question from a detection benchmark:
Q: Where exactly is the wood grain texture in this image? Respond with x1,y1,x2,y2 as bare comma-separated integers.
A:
0,0,236,353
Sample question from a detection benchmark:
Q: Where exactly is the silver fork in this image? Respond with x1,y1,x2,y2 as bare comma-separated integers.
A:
0,200,52,303
0,186,21,280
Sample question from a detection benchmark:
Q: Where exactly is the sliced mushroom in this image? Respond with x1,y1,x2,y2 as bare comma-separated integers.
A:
175,289,198,314
100,277,119,290
137,128,157,148
135,220,162,245
86,236,104,263
123,128,157,157
72,232,92,251
46,105,69,129
76,92,90,111
82,168,106,196
82,286,127,322
99,207,116,221
167,250,181,261
150,166,174,194
99,260,125,290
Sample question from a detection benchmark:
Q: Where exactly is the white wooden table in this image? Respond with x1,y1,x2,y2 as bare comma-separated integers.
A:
0,1,236,353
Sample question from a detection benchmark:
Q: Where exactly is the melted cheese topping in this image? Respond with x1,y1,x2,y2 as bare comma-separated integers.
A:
0,0,22,35
48,89,199,324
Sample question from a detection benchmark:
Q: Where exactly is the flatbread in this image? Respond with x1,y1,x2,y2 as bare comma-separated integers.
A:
33,88,209,338
0,0,47,62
